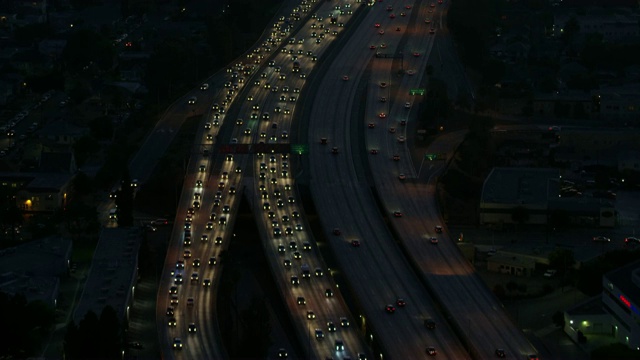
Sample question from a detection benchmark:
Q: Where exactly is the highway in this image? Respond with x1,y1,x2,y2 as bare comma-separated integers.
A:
307,0,469,359
157,0,373,359
307,0,538,359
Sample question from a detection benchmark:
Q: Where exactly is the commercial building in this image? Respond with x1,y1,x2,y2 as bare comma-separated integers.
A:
565,260,640,350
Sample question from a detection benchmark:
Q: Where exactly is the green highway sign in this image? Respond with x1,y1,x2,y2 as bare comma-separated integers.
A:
410,89,425,95
292,144,309,155
425,154,437,160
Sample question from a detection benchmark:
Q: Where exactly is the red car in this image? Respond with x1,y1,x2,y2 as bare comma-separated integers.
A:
393,211,403,217
370,149,379,155
351,239,361,247
368,123,376,128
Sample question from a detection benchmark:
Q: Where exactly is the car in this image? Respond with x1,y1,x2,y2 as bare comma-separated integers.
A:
396,298,406,307
385,304,396,313
379,82,388,88
389,13,396,18
593,236,611,242
625,237,640,245
315,329,324,339
333,228,341,236
405,102,411,108
397,136,406,143
193,259,201,267
400,119,407,126
374,23,381,28
325,288,334,297
425,18,432,24
295,224,303,231
200,83,209,90
398,174,406,180
430,237,439,244
315,268,324,277
209,256,217,265
297,296,306,305
370,45,377,49
378,112,387,118
424,318,436,329
176,260,185,269
215,236,223,244
183,249,191,258
351,239,361,247
413,52,420,57
378,29,384,35
368,123,376,129
396,27,401,31
426,346,437,356
393,211,403,217
389,127,396,133
393,154,400,161
187,97,197,105
188,323,197,333
379,96,387,102
278,348,288,358
527,355,539,360
544,269,557,278
370,149,379,155
291,276,299,286
495,349,506,358
342,75,349,81
293,251,301,259
327,321,337,332
166,306,174,316
435,225,443,233
332,147,339,154
306,311,316,319
172,337,183,349
340,317,350,327
202,279,211,288
429,28,436,34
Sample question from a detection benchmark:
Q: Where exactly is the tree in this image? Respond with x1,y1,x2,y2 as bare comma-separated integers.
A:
548,249,575,275
552,311,565,328
561,17,580,46
0,292,55,358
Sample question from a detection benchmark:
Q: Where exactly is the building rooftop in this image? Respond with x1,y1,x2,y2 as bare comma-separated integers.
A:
73,227,140,323
481,167,560,205
566,295,607,316
0,236,72,277
604,260,640,315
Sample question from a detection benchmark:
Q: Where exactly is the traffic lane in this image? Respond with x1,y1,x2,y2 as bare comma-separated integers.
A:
379,167,537,357
311,109,464,359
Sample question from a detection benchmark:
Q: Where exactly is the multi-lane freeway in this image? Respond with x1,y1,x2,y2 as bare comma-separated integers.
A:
149,0,540,359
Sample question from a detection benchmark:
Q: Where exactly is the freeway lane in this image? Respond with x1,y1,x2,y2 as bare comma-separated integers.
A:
364,1,539,359
307,1,468,358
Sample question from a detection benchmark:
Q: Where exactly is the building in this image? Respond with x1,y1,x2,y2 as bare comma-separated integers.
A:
0,236,72,307
486,252,537,277
0,172,73,212
480,167,561,226
565,260,640,350
73,227,141,324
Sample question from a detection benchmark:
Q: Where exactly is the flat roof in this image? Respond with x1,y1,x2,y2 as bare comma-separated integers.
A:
604,260,640,309
482,167,560,205
0,236,71,277
566,295,607,316
73,227,140,323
